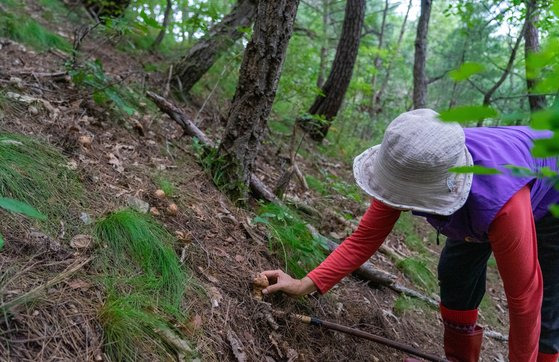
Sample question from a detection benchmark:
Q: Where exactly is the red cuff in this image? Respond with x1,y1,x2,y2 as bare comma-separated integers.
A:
538,352,559,362
440,304,478,326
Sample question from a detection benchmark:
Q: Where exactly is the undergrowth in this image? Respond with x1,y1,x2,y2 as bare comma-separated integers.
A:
95,209,186,305
0,132,85,237
254,202,327,278
94,209,193,360
0,5,71,52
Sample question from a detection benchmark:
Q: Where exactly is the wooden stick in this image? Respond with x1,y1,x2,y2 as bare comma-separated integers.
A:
291,313,448,362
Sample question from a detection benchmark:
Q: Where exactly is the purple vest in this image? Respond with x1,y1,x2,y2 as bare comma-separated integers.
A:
414,126,559,242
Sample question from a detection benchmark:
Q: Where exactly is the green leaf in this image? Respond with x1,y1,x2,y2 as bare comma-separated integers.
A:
449,62,485,82
0,197,47,220
531,108,559,130
532,136,559,157
140,10,164,29
504,165,535,177
449,165,501,175
0,232,4,251
550,204,559,217
439,106,498,123
553,0,559,18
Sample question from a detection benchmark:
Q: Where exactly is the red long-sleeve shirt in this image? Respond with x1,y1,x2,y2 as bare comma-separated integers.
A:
307,186,543,361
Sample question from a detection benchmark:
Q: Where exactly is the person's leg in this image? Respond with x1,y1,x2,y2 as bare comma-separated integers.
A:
438,238,493,362
536,213,559,361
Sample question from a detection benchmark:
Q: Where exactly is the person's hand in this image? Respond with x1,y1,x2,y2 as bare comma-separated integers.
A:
260,270,317,297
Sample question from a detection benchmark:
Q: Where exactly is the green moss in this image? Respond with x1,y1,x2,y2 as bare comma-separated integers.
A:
254,203,327,278
95,209,186,306
0,133,85,236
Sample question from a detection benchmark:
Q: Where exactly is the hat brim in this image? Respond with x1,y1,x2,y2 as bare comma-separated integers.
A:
353,145,474,216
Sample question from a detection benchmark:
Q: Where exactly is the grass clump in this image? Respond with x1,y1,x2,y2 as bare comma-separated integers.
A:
0,133,85,236
95,209,193,360
100,293,176,361
396,257,438,293
0,9,71,52
393,212,427,253
157,178,176,197
254,203,327,278
95,209,186,305
393,294,434,315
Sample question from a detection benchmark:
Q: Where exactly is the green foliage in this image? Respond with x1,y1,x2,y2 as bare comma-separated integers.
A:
438,105,498,123
449,62,485,82
0,7,71,52
0,133,85,235
304,173,363,202
254,203,327,278
193,143,248,203
396,257,438,293
450,165,501,175
68,59,140,117
0,197,46,220
551,204,559,217
95,209,186,305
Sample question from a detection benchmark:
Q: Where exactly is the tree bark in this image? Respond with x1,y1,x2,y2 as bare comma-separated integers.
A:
218,0,300,201
173,0,257,95
317,0,331,88
151,0,173,49
298,0,365,142
524,0,546,112
412,0,432,109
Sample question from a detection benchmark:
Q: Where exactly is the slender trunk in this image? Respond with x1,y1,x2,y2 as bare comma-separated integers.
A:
317,0,330,88
218,0,300,201
478,15,529,126
524,0,546,111
299,0,365,142
173,0,257,95
151,0,173,49
373,0,412,116
369,0,389,117
448,36,469,109
412,0,432,109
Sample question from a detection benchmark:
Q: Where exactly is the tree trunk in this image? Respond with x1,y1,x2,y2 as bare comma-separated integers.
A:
373,0,411,116
173,0,257,95
412,0,432,109
524,0,546,112
218,0,300,201
151,0,173,49
368,0,389,117
317,0,331,88
299,0,365,142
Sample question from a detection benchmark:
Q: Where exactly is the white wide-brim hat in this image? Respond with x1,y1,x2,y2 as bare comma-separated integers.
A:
353,109,473,216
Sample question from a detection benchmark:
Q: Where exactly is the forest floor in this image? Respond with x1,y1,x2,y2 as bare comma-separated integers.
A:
0,1,510,361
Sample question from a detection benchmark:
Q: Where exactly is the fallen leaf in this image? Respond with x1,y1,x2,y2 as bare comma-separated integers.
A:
107,153,124,173
227,330,246,362
235,254,245,263
70,234,93,249
67,279,92,290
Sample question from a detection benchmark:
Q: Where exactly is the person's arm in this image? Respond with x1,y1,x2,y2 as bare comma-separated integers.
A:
488,186,543,362
306,199,401,294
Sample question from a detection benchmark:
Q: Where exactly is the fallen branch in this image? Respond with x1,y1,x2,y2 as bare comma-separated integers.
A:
0,257,92,313
147,92,508,342
154,327,194,361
